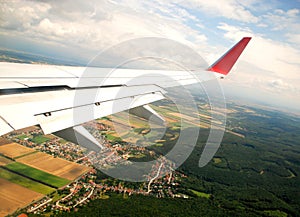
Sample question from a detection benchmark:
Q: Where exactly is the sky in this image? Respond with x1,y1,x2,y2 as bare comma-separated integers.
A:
0,0,300,112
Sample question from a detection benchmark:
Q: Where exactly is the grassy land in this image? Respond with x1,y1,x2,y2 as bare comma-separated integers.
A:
189,189,211,199
0,167,55,194
128,153,146,159
106,134,118,141
17,135,28,140
263,210,288,217
4,162,70,188
51,191,66,202
155,143,164,147
31,135,50,144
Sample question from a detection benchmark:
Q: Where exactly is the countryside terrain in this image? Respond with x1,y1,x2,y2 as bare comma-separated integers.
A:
1,45,299,217
0,140,90,216
56,92,300,217
0,83,299,216
0,83,293,216
25,87,297,217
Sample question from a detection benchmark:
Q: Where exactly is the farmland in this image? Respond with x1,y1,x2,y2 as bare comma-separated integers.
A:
0,167,54,194
0,138,91,216
0,142,35,159
4,162,70,188
0,156,13,166
16,152,91,180
0,178,43,217
31,135,50,144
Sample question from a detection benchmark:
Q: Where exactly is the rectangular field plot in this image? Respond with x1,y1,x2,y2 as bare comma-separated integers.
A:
0,178,43,217
4,162,70,188
17,152,91,180
0,168,54,194
0,156,13,166
0,143,35,159
31,135,50,144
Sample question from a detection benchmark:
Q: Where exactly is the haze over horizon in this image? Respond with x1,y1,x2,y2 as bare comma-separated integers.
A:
0,0,299,112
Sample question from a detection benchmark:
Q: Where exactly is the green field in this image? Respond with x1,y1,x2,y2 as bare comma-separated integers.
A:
0,167,55,194
155,143,164,147
4,162,70,188
106,134,119,141
17,134,28,140
31,135,50,144
189,189,211,199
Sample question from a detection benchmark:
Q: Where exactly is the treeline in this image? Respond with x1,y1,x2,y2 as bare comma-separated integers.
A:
44,193,262,217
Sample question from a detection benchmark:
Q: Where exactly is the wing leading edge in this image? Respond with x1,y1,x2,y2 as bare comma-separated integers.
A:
0,37,251,146
207,37,251,75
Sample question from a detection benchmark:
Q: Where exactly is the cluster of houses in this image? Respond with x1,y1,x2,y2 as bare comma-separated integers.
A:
9,121,189,216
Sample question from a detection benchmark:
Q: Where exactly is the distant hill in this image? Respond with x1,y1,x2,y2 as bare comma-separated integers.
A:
0,49,82,66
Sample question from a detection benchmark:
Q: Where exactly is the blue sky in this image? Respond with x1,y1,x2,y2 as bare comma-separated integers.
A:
0,0,299,112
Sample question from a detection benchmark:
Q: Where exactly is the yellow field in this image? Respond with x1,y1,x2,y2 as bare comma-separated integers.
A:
0,143,35,159
0,156,13,166
212,157,222,164
226,130,245,138
44,134,57,139
169,112,198,122
17,152,91,180
163,117,178,123
195,112,212,120
0,178,43,216
114,113,148,127
111,112,163,128
104,120,132,137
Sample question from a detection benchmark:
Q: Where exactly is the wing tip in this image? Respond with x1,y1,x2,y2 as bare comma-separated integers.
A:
207,37,252,75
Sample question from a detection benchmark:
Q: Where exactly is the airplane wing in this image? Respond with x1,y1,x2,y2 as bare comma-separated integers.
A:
0,37,251,148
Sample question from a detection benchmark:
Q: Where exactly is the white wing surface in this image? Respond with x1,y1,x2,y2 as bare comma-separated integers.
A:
0,37,251,146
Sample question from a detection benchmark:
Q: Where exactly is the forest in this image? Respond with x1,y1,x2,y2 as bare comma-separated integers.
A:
39,102,300,217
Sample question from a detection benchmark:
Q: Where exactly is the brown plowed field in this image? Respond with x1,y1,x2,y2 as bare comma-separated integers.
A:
0,178,43,216
0,143,35,159
17,152,90,180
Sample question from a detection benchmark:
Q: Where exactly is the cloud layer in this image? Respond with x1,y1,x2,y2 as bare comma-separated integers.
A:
0,0,299,110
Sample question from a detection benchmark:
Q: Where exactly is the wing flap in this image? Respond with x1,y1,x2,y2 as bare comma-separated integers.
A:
36,92,164,134
0,37,251,137
0,81,28,89
0,84,165,134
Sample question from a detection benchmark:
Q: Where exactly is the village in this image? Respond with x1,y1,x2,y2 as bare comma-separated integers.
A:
3,120,189,215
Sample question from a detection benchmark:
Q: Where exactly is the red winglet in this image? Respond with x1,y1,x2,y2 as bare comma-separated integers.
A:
207,37,251,75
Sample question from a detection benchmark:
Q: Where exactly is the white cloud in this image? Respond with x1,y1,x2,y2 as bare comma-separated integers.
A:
286,33,300,47
218,23,300,75
0,0,300,109
0,1,50,31
217,23,300,98
286,8,299,17
268,79,294,93
179,0,259,23
261,8,300,31
0,0,209,63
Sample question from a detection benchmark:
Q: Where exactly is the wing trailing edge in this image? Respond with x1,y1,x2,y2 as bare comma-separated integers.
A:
207,37,251,75
0,37,251,147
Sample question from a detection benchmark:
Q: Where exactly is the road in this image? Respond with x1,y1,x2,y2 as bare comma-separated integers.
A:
147,163,164,193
